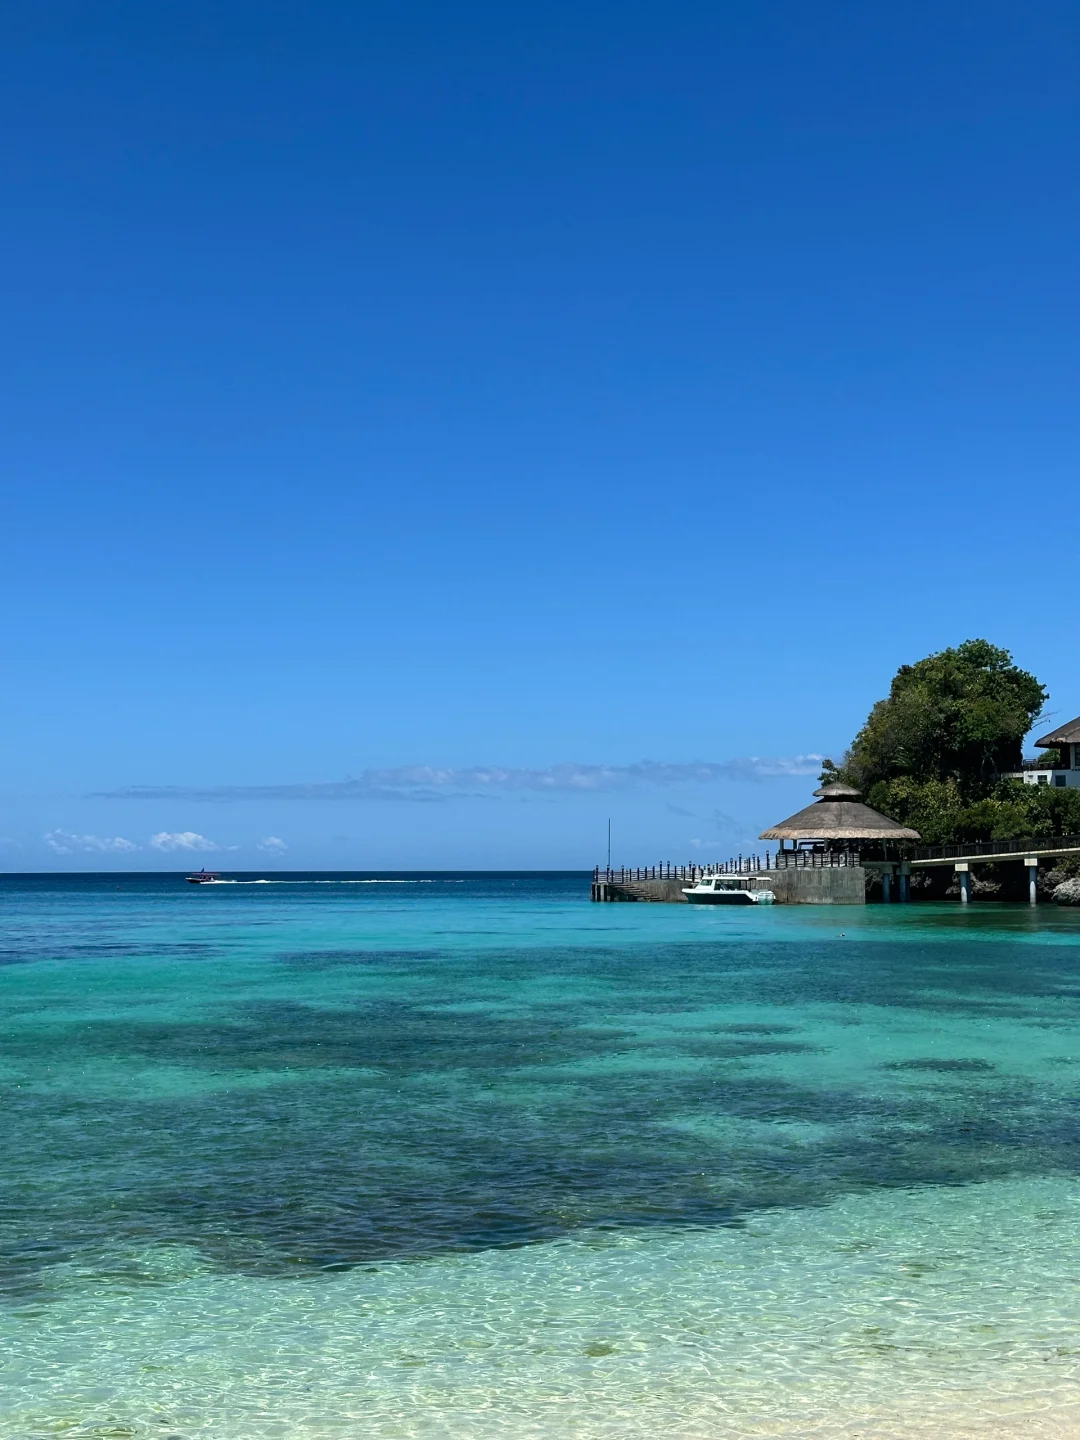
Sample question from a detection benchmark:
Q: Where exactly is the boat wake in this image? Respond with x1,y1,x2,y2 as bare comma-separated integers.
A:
201,878,456,885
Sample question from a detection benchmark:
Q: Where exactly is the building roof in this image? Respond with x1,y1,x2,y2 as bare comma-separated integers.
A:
759,784,921,842
1035,714,1080,747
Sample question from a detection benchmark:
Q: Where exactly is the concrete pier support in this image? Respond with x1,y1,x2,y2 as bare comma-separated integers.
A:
956,862,971,903
874,861,898,903
1025,857,1038,906
899,861,911,902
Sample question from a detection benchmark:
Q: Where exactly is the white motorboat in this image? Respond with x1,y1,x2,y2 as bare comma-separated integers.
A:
682,876,775,905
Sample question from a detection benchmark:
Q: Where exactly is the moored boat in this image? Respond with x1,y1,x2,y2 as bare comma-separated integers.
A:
682,877,775,905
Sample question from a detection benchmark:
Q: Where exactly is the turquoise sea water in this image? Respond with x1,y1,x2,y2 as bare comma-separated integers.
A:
4,873,1080,1438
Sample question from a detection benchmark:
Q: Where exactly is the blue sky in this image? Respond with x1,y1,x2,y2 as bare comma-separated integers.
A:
2,0,1078,870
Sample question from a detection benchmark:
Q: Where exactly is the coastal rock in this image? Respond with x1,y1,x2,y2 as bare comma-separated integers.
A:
1053,878,1080,906
1040,867,1070,899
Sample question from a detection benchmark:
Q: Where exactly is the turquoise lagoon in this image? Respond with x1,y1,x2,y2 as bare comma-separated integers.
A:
4,873,1080,1437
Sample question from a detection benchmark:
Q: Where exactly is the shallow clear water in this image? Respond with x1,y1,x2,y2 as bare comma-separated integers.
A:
3,872,1080,1437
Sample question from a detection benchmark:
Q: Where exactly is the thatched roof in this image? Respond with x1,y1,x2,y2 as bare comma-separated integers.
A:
1035,714,1080,747
759,783,921,842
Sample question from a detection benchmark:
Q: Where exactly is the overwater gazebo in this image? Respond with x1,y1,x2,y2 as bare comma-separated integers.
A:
760,782,920,886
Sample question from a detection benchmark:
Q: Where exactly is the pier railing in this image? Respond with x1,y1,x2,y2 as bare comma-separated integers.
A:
912,833,1080,862
592,850,862,885
772,849,861,868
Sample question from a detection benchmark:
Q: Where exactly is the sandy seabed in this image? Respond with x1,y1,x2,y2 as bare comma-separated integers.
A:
6,1174,1080,1439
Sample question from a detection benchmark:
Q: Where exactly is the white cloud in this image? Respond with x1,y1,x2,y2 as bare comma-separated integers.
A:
99,755,828,804
257,836,288,853
150,831,220,852
44,830,139,855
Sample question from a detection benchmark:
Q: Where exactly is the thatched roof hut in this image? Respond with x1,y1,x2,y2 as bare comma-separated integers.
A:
759,784,921,843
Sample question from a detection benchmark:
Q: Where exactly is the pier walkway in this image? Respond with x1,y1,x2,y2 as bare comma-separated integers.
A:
909,833,1080,903
592,834,1080,905
910,834,1080,866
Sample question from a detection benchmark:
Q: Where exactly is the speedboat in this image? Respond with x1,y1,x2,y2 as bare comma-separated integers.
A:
186,870,222,885
682,877,775,905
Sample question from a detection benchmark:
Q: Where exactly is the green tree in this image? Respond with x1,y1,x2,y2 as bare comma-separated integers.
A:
821,641,1073,843
824,640,1046,801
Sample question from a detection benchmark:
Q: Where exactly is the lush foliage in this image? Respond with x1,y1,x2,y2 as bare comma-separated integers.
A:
864,774,1080,846
823,640,1080,843
824,639,1046,797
